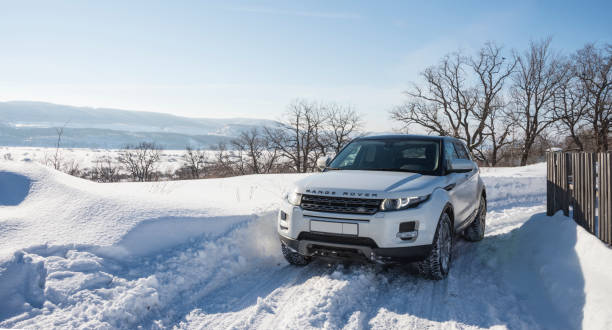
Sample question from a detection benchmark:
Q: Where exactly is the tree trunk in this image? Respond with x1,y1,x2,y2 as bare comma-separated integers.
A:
520,141,533,166
490,148,498,167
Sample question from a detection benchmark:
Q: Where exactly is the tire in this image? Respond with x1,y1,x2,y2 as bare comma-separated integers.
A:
419,212,453,280
463,195,486,242
281,243,311,266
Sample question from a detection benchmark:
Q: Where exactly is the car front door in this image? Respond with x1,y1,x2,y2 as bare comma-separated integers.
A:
452,141,479,223
444,141,473,227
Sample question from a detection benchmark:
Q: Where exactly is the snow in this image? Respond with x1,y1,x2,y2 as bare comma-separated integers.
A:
0,146,203,174
0,159,611,329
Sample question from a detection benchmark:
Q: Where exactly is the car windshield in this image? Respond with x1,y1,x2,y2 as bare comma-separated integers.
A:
328,138,440,174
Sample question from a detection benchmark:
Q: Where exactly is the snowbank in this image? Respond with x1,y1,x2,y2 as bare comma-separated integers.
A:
0,161,304,260
0,160,610,329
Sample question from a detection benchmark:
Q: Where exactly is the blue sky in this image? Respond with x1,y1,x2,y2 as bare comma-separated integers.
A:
1,1,610,131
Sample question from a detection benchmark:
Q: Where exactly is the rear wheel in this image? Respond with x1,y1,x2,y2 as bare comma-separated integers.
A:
463,195,486,241
281,243,311,266
419,212,452,280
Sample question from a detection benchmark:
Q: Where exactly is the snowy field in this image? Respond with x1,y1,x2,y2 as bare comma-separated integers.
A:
0,146,205,174
0,160,611,329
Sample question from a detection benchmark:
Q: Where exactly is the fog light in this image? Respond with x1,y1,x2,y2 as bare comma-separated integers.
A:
397,221,417,240
280,211,287,220
396,231,418,240
399,221,416,232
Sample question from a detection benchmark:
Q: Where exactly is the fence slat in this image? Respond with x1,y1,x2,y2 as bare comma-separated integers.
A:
572,153,585,227
547,152,553,216
546,152,570,217
562,153,570,216
587,153,596,234
599,153,612,244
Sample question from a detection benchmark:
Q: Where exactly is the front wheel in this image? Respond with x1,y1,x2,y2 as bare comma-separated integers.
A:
419,212,453,280
281,243,311,266
463,195,486,242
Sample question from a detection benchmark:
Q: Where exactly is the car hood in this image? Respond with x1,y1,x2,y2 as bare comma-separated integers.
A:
294,170,444,198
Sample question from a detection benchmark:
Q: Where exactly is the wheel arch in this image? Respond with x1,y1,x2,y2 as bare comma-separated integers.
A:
431,186,455,232
442,202,455,231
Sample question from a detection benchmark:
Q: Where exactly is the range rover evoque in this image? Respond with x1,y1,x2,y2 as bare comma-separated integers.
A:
277,135,487,279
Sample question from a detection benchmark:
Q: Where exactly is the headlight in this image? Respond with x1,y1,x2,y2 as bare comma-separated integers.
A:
380,195,430,211
286,191,302,206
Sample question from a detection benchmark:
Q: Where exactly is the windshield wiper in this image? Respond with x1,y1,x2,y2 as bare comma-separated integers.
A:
363,168,417,173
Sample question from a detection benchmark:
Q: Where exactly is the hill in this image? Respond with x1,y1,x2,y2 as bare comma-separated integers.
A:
0,101,279,148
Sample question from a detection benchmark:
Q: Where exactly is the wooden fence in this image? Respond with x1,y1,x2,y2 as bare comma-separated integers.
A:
546,152,612,245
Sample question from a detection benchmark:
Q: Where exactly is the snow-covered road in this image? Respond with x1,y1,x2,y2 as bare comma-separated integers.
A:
0,161,611,329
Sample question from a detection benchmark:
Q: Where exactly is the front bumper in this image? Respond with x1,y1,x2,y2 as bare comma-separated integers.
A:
279,233,432,263
277,196,442,263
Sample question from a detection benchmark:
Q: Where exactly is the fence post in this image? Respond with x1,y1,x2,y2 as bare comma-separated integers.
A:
599,153,612,244
561,152,570,216
547,152,554,216
586,153,596,234
546,152,569,216
572,153,585,227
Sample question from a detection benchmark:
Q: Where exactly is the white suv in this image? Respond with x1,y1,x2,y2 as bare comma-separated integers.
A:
277,135,486,279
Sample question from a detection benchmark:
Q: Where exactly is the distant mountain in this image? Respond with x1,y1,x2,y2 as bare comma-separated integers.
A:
0,101,280,149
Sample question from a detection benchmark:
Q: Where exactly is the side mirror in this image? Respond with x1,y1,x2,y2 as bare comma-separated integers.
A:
316,156,331,171
448,158,474,173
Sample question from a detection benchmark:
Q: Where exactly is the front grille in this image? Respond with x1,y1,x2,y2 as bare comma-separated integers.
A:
298,232,379,248
300,194,382,215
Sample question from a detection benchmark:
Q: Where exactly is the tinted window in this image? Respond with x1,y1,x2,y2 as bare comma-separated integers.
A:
453,142,470,160
444,141,459,161
334,143,362,168
328,139,440,174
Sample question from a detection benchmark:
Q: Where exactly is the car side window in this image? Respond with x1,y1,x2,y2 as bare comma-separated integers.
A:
444,141,458,161
453,142,470,160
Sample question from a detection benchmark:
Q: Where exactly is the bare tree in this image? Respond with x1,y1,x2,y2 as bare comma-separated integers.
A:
323,103,363,154
93,155,121,182
232,129,261,174
470,42,517,164
118,142,162,181
48,123,69,170
510,38,568,165
553,70,589,151
183,146,207,179
390,52,484,157
207,142,235,177
483,102,516,166
572,43,612,152
265,100,326,173
232,147,248,175
231,128,279,174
